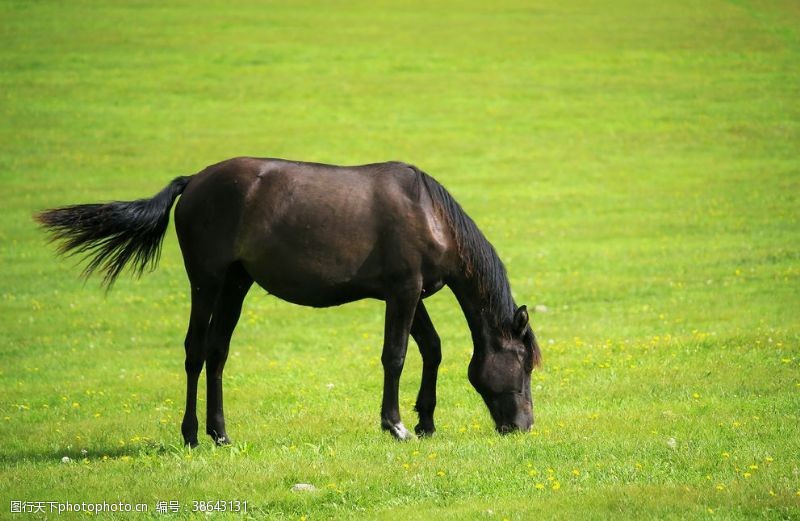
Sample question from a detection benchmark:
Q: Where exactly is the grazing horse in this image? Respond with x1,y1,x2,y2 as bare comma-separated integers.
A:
36,157,541,446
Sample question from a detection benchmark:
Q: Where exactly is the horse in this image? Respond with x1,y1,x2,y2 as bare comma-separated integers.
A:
36,157,541,446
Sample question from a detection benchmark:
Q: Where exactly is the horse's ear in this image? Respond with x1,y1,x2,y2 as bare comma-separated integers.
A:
513,305,529,336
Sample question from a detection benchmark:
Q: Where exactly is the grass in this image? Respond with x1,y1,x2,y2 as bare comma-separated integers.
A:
1,0,799,519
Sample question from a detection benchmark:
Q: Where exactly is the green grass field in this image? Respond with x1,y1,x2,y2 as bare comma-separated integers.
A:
2,0,799,519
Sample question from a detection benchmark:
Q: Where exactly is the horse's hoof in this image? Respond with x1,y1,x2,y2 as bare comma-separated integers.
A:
207,428,231,446
383,421,414,441
185,439,199,449
414,423,436,437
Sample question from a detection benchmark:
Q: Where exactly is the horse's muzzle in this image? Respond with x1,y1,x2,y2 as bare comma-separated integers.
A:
496,418,532,434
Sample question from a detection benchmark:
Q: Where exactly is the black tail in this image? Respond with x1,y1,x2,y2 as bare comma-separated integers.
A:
35,176,192,289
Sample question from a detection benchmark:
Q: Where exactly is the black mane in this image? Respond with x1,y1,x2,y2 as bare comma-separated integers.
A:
415,167,516,332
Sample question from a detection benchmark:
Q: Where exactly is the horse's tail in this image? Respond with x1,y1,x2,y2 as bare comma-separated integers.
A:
35,176,192,289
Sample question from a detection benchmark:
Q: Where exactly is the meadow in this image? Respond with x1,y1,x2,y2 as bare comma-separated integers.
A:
1,0,798,519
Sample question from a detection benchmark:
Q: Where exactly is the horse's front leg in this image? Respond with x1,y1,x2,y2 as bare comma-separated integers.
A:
410,301,441,437
380,291,420,441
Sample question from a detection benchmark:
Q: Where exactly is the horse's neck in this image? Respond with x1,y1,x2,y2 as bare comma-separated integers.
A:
447,272,500,355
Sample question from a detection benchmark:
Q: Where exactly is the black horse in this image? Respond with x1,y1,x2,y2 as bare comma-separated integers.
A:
36,157,541,446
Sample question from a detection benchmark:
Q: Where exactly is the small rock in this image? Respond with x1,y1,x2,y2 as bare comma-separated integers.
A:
291,483,317,492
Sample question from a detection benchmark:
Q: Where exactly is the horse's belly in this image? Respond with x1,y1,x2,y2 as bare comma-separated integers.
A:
255,279,379,307
240,241,387,307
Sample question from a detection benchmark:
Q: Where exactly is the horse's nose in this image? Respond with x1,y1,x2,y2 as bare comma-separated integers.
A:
497,424,516,434
514,410,533,432
496,418,530,434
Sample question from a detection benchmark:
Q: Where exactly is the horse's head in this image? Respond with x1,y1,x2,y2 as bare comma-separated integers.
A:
468,305,541,433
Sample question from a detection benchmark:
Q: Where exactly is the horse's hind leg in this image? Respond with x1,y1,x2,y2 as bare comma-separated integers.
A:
181,283,218,448
205,263,252,445
410,301,441,437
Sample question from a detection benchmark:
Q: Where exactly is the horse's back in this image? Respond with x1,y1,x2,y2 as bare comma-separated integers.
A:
175,158,453,305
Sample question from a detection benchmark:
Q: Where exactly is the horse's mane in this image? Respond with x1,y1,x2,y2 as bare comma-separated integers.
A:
414,166,516,332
